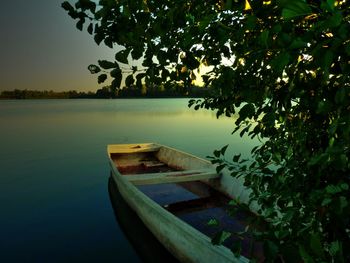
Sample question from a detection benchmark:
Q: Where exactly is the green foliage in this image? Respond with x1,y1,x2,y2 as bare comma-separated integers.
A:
98,60,116,69
125,74,134,87
0,89,97,99
207,218,220,226
97,74,107,84
87,64,100,74
115,49,130,64
212,231,232,246
64,0,350,261
281,0,312,19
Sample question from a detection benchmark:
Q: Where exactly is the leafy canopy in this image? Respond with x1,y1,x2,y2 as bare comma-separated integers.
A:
63,0,350,261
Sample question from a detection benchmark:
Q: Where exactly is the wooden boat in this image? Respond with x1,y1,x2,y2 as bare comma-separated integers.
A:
107,143,261,263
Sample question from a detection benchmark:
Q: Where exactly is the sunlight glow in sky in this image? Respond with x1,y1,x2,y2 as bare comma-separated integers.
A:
0,0,116,92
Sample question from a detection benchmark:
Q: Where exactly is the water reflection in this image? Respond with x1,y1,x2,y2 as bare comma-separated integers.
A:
108,177,179,263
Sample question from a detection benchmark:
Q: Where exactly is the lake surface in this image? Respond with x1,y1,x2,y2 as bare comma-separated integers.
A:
0,99,257,262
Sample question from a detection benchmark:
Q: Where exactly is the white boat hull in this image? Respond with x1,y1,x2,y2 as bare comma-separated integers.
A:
108,143,252,263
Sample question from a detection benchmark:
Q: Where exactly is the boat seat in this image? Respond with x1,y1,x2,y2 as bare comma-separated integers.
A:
124,169,220,185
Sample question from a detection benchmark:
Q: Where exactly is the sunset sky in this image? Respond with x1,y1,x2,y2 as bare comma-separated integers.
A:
0,0,118,92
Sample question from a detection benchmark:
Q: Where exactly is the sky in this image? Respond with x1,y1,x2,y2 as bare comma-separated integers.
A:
0,0,117,92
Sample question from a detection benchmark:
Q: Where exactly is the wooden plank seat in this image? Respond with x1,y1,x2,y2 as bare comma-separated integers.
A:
141,161,166,168
124,169,219,185
163,196,217,215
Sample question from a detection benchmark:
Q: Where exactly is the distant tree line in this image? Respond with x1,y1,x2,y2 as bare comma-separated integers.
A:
0,89,96,99
0,84,209,99
115,83,210,98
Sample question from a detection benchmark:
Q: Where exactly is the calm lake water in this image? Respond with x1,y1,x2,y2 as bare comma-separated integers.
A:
0,99,257,262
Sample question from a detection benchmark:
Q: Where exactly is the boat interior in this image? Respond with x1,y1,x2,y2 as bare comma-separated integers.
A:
110,151,176,174
110,145,264,260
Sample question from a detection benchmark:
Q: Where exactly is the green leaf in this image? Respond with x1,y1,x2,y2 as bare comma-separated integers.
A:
157,50,168,65
94,32,104,45
136,77,142,90
321,197,332,206
334,154,348,170
212,231,231,245
326,12,343,28
228,199,238,206
110,67,122,90
340,183,349,190
239,125,251,137
110,68,122,78
274,229,289,239
272,24,282,33
183,53,200,70
335,88,346,105
282,209,296,221
111,75,122,90
131,45,144,60
251,146,259,154
316,100,332,114
216,164,226,173
325,184,342,195
98,60,116,69
321,0,335,12
337,196,348,212
281,1,312,19
329,241,342,257
289,38,307,49
238,103,255,120
310,233,325,259
135,73,145,90
231,240,242,257
87,23,93,34
298,244,315,263
125,74,134,87
264,240,279,261
104,37,113,48
77,0,95,11
88,1,96,12
327,0,335,11
87,64,101,74
231,126,240,134
210,159,221,165
308,153,328,166
76,19,84,31
345,43,350,55
271,52,290,73
199,15,214,32
97,74,107,84
232,154,241,163
245,15,257,30
75,1,81,9
213,149,221,158
321,50,333,76
207,219,219,226
115,49,130,64
135,12,150,24
272,152,282,163
259,30,269,48
61,1,74,12
220,145,229,155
